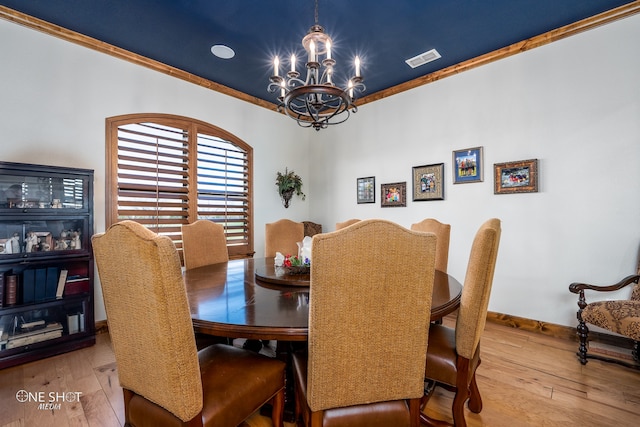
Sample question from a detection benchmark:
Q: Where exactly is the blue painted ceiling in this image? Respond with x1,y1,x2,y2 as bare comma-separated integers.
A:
1,0,634,105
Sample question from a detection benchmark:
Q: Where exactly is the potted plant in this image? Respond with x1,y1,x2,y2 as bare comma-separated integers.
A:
276,168,306,208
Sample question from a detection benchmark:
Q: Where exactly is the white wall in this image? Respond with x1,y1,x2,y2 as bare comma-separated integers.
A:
1,13,638,328
0,19,312,321
309,13,640,327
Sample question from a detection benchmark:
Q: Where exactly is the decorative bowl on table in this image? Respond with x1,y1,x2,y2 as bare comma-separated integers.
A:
285,265,310,275
280,255,310,275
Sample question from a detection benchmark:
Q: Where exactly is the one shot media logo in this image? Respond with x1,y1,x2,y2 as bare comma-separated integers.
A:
15,389,82,410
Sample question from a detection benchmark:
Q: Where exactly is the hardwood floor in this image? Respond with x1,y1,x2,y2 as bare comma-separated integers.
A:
1,317,639,427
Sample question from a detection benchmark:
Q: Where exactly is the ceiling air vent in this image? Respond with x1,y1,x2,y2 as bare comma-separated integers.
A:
405,48,441,69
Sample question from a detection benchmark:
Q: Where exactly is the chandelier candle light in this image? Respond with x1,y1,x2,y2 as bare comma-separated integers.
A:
268,0,365,131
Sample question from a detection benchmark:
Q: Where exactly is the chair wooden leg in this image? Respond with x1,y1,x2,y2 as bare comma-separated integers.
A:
451,390,469,427
271,388,285,427
467,357,482,414
309,410,323,427
574,290,590,365
576,320,589,365
450,356,473,427
467,372,482,414
409,398,421,427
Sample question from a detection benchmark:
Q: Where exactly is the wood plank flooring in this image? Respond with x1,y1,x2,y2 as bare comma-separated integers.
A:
1,317,639,427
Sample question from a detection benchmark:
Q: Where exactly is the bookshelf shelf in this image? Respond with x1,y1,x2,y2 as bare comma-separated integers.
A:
0,161,94,369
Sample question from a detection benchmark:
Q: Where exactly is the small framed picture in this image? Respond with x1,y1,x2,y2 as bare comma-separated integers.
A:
356,176,375,204
494,159,539,194
381,182,407,207
453,147,483,184
412,163,444,201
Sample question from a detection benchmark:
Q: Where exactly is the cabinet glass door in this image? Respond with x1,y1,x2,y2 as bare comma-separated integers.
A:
0,173,87,211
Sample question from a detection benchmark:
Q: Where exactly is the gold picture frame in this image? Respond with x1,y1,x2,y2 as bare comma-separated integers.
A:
494,159,539,194
412,163,444,201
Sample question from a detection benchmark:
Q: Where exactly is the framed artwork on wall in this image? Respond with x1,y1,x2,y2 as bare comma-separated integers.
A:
356,176,375,204
453,147,483,184
412,163,444,201
494,159,539,194
381,182,407,207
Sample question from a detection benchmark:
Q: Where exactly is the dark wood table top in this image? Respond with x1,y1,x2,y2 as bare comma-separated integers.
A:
185,257,462,341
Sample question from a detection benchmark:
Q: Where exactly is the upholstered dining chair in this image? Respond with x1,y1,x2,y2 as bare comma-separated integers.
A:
420,218,501,427
265,219,304,257
411,218,451,273
92,220,285,427
569,259,640,369
182,220,229,270
293,219,437,427
335,218,361,230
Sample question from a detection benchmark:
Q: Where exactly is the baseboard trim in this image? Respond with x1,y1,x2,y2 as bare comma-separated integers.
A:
95,320,109,334
486,311,636,349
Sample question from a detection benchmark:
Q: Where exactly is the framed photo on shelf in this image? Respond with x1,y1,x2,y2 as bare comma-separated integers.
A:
412,163,444,201
494,159,538,194
356,176,375,204
453,147,483,184
381,182,407,208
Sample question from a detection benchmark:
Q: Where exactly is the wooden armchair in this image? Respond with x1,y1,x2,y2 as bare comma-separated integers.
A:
569,260,640,369
93,221,285,427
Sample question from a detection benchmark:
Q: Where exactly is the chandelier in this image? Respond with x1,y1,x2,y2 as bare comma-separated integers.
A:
268,0,365,131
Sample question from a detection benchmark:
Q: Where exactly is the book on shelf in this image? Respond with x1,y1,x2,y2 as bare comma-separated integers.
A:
20,319,45,329
0,270,4,308
22,269,35,304
64,275,90,296
34,268,47,302
5,274,17,306
56,269,68,299
66,275,90,283
67,313,79,334
6,322,63,349
45,266,59,300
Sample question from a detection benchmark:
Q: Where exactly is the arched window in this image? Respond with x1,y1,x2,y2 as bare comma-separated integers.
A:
105,113,253,259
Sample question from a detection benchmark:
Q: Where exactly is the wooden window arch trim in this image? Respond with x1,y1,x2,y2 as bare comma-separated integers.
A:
105,113,254,259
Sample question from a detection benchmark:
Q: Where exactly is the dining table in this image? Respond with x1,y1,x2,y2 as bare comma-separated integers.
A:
185,257,463,342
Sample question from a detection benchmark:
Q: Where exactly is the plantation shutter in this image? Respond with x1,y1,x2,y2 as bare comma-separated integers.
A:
195,134,250,254
106,114,253,258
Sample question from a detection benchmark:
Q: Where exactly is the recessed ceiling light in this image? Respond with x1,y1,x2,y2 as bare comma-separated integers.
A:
211,44,235,59
405,48,441,69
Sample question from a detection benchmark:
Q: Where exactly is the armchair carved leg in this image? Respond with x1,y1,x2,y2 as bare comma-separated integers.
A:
574,289,590,365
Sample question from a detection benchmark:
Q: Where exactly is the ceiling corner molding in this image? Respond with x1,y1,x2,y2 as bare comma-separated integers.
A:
0,5,280,112
357,0,640,106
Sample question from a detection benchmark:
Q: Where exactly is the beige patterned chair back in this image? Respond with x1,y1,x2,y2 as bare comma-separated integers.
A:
265,219,304,257
335,218,361,230
92,221,202,422
455,218,501,360
411,218,451,273
307,219,437,412
182,220,229,270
